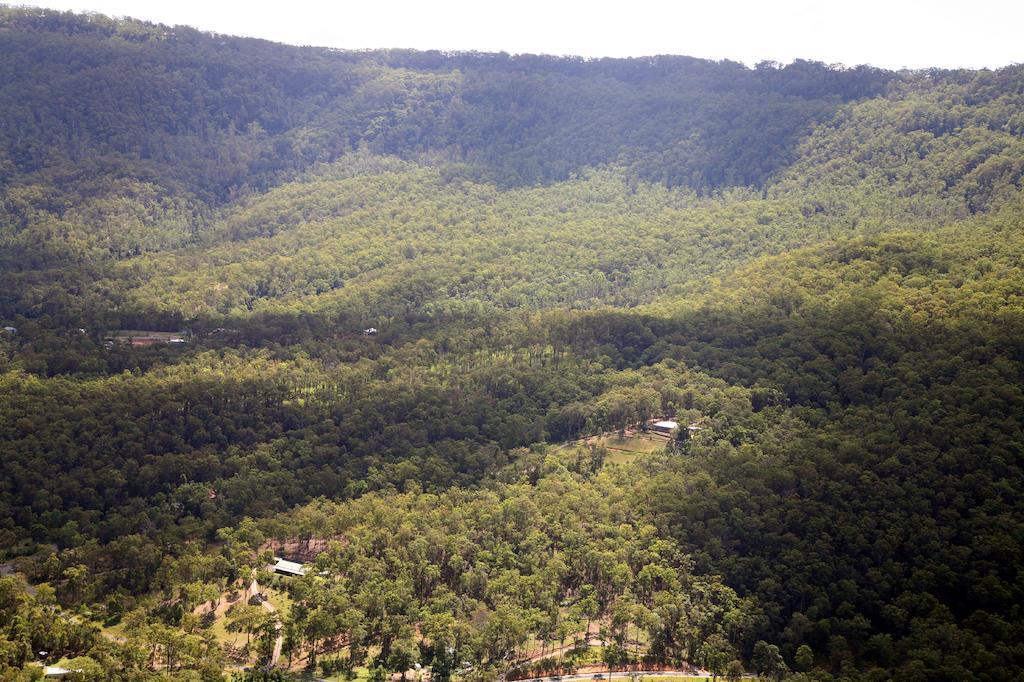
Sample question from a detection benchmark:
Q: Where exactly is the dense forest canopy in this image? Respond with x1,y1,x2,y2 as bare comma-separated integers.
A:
1,6,1023,682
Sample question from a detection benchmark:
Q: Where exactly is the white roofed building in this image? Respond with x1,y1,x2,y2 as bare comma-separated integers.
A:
651,420,678,433
44,667,75,678
270,557,307,577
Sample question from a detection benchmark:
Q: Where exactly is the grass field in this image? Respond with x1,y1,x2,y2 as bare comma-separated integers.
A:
587,434,668,464
549,433,669,466
208,605,241,650
265,585,293,616
322,667,371,682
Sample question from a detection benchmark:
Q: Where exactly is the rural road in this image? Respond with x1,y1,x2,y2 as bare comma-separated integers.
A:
250,577,284,667
517,671,752,682
0,562,37,595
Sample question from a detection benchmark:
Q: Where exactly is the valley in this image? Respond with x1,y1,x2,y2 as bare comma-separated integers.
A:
1,7,1023,682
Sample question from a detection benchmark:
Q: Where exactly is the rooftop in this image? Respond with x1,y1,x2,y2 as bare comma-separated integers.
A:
44,666,75,677
270,557,307,576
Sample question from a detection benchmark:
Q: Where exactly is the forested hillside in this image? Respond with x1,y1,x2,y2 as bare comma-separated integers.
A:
1,7,1023,682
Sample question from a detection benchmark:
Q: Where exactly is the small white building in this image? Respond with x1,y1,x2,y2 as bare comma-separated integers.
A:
44,666,75,678
270,557,307,577
651,420,679,434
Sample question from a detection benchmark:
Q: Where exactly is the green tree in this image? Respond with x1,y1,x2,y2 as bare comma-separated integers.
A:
795,644,813,672
752,641,789,681
697,634,734,681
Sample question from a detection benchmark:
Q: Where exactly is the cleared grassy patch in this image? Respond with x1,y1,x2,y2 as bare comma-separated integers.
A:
590,434,667,453
99,620,128,641
587,434,669,465
605,450,641,465
208,605,242,650
264,585,293,617
322,666,371,682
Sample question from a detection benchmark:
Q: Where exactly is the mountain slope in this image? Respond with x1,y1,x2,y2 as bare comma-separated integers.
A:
1,7,1023,682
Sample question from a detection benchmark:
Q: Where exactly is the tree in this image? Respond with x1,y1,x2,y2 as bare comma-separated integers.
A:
752,641,789,681
386,638,418,681
302,606,338,667
225,604,267,647
794,644,813,672
697,634,734,681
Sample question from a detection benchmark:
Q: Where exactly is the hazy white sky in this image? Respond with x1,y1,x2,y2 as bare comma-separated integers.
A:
16,0,1024,70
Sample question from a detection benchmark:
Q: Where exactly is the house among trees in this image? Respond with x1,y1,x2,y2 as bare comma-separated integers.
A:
651,419,679,434
363,327,378,336
269,556,307,577
104,330,189,347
